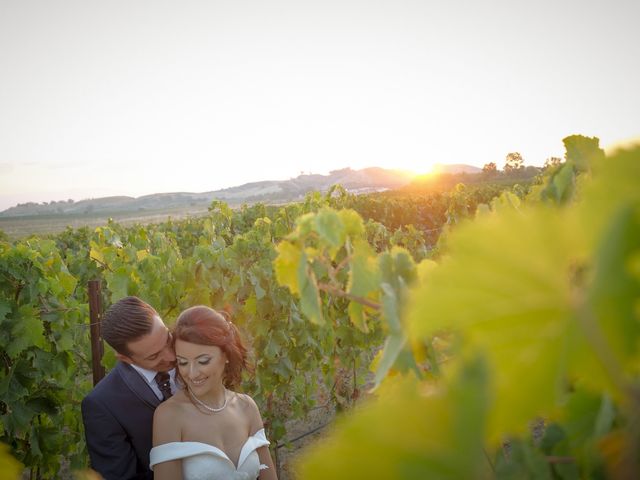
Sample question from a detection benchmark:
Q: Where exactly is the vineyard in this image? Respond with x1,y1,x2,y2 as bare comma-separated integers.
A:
1,135,638,479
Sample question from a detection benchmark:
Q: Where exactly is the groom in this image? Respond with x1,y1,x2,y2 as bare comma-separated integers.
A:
81,296,177,480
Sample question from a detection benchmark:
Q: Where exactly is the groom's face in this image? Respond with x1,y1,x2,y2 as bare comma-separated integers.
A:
117,315,176,372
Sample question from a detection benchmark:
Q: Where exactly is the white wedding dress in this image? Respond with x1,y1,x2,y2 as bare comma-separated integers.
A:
149,428,270,480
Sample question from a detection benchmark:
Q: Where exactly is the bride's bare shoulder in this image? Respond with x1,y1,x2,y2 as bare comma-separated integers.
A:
230,391,263,430
154,391,191,428
229,391,255,408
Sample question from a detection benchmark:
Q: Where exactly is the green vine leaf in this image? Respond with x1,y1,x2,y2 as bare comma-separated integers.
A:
371,332,406,388
297,251,323,325
338,209,365,237
314,208,345,250
274,240,302,295
348,240,379,297
0,301,10,322
108,268,133,301
8,305,45,358
347,239,379,331
57,270,77,295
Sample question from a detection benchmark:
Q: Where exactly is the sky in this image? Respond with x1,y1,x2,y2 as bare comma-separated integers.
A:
1,0,638,211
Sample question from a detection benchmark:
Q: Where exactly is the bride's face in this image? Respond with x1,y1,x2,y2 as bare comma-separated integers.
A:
175,339,227,394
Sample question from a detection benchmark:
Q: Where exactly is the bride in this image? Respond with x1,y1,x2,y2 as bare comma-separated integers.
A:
150,306,278,480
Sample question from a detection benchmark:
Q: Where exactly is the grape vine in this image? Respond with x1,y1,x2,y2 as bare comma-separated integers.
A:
1,156,514,478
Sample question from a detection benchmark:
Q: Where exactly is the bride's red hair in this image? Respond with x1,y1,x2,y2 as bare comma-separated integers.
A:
172,306,249,388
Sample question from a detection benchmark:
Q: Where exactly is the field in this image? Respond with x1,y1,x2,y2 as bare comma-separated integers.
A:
0,205,210,239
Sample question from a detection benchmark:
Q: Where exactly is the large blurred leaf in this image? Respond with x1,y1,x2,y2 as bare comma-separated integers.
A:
0,443,22,480
407,145,640,445
579,145,640,249
586,204,640,379
297,358,490,479
494,439,553,479
576,145,640,388
559,386,614,471
407,206,598,441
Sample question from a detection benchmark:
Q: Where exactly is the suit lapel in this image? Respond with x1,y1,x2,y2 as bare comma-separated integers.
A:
116,361,161,409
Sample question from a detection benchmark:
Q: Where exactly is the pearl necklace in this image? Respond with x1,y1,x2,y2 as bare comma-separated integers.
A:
188,386,228,413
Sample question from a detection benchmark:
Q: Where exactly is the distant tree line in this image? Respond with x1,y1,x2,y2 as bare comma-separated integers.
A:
15,199,75,208
481,152,564,179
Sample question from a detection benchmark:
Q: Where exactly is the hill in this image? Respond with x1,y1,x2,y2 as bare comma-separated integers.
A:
0,167,417,218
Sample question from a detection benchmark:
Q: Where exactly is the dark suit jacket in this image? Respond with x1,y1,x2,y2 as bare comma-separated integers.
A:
82,362,161,480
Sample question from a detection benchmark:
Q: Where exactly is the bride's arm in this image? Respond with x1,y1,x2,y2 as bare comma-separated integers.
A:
243,394,278,480
152,401,184,480
257,444,278,480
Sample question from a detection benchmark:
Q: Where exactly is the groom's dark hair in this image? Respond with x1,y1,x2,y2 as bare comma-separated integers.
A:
101,296,159,356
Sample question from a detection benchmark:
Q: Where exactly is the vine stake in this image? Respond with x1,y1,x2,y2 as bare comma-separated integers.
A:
88,279,105,386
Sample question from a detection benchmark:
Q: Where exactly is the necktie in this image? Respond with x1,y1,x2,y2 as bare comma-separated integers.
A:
154,371,172,401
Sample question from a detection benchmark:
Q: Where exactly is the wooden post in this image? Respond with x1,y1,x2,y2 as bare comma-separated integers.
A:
88,280,105,385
